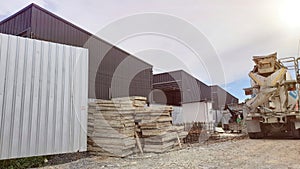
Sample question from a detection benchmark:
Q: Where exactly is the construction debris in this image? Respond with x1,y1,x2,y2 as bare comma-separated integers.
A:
182,122,214,144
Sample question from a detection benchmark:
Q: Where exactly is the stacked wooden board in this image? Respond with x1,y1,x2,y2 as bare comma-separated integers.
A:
181,122,214,143
87,96,188,157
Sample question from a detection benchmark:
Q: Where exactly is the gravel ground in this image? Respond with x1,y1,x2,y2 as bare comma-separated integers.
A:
40,138,300,169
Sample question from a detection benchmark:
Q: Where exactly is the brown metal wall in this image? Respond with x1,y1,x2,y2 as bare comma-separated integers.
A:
151,89,181,106
152,70,211,105
0,4,153,99
129,69,153,99
152,71,182,106
180,71,211,103
30,5,90,47
210,85,238,110
153,70,182,84
153,71,238,109
0,6,32,37
197,80,211,100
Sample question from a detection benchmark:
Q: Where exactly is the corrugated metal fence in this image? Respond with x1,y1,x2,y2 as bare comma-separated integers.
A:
0,33,88,160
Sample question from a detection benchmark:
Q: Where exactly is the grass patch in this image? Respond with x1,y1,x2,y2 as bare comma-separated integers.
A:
0,156,46,169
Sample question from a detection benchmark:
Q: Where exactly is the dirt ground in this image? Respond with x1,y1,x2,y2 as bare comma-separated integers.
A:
40,138,300,169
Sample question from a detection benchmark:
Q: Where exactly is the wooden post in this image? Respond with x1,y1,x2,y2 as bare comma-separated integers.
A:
176,133,182,148
134,131,143,155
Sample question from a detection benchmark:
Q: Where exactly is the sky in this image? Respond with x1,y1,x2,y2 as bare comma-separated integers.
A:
1,0,300,102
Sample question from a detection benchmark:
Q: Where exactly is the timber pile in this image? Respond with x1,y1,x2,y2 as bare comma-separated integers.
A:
87,96,187,157
182,122,203,143
181,122,214,143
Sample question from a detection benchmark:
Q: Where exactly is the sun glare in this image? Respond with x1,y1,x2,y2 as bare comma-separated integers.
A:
280,0,300,28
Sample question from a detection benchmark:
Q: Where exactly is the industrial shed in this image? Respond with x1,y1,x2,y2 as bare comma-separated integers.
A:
152,70,211,106
152,70,238,108
152,70,213,123
0,3,153,100
152,70,239,124
210,85,239,110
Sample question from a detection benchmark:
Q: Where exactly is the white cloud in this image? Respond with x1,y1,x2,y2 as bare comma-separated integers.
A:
0,0,47,16
115,34,213,84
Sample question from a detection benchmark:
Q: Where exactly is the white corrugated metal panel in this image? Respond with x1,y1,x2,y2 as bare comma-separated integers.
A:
149,104,184,124
182,102,213,123
0,33,88,160
172,106,183,124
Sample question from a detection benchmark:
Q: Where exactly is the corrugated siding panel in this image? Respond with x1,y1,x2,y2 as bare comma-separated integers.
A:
181,71,211,103
88,38,152,99
153,70,211,105
211,85,238,110
0,7,32,36
182,102,213,123
129,68,152,98
198,81,211,100
31,6,89,47
30,5,152,99
181,71,201,103
0,4,153,100
152,72,182,106
153,71,182,84
0,33,88,160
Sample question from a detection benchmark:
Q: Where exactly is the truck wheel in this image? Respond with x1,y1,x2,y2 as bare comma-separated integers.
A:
292,129,300,138
248,132,264,139
290,122,300,138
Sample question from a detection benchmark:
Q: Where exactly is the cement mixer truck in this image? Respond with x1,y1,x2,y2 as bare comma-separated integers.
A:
244,53,300,138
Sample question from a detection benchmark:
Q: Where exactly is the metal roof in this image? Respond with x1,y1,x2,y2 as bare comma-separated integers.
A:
0,3,153,99
0,3,152,67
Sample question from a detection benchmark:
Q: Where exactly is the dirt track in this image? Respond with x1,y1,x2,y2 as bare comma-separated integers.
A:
41,138,300,169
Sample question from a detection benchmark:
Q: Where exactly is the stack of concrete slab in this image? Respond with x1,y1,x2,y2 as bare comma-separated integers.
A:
87,96,187,156
135,106,187,153
143,126,187,153
135,106,172,135
87,98,137,157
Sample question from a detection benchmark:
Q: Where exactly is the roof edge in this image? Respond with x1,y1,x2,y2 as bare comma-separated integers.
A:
210,85,238,100
0,3,34,25
0,3,153,67
31,4,153,67
154,69,209,87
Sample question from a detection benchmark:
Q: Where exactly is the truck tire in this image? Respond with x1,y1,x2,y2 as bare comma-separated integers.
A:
292,128,300,138
248,132,264,139
289,121,300,138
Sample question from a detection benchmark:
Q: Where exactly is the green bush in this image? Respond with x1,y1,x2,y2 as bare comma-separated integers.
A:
0,156,45,169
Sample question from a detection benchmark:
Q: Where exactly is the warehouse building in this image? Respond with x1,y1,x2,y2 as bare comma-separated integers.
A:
152,70,238,124
152,70,213,124
152,70,211,105
210,85,239,110
0,3,153,100
210,85,239,125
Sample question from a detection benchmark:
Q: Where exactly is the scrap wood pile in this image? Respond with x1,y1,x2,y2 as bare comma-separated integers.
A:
87,96,187,157
182,122,214,143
